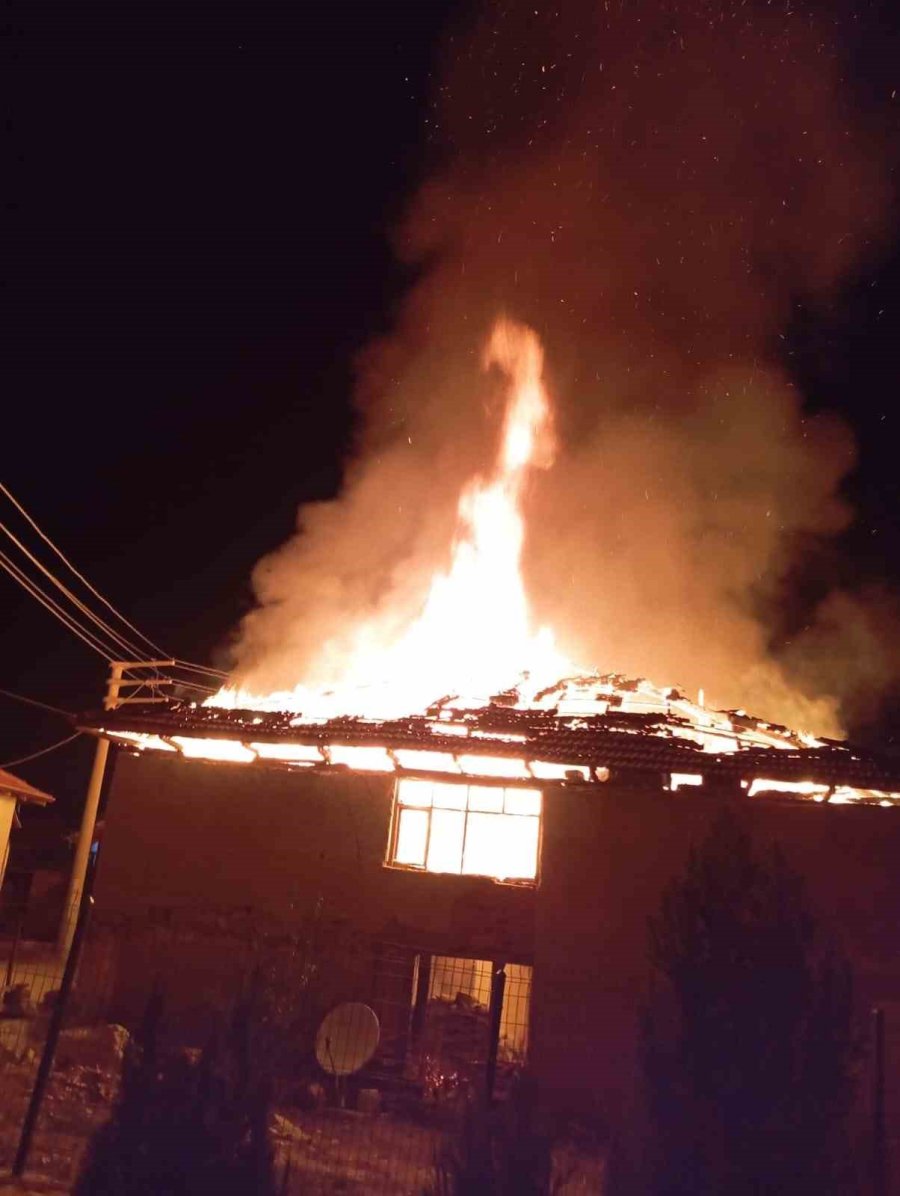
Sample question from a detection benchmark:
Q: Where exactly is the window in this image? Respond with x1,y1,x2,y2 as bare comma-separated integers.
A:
369,947,533,1097
388,778,541,882
426,956,532,1060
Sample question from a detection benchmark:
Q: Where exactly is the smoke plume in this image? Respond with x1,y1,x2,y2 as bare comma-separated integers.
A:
231,0,894,734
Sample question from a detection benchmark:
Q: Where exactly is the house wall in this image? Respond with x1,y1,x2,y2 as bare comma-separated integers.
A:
94,750,900,1190
93,751,535,1031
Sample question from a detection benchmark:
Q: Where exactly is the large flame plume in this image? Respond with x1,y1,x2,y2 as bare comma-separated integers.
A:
214,319,573,717
219,0,898,736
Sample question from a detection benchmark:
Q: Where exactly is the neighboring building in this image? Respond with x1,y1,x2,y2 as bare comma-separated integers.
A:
0,768,53,894
80,676,900,1181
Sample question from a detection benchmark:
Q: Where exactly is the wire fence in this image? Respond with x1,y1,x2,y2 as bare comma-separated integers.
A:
0,900,605,1193
0,897,117,1186
1,896,895,1195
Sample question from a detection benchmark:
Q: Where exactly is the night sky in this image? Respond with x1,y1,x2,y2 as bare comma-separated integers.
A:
5,0,900,823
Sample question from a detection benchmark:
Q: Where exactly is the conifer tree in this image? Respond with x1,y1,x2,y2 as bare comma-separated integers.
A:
643,811,860,1196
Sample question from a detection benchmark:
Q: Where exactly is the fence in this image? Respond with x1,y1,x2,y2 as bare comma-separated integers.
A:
0,900,602,1193
0,896,118,1187
6,893,888,1194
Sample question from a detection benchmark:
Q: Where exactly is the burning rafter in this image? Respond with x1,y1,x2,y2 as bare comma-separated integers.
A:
79,672,900,803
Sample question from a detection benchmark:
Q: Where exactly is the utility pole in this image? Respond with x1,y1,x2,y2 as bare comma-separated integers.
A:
58,659,174,956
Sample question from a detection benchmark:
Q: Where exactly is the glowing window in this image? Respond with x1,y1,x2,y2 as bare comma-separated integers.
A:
388,779,541,882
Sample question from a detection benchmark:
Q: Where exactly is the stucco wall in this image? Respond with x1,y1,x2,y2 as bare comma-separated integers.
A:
96,750,535,956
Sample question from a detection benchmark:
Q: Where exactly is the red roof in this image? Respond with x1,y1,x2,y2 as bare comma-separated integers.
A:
0,768,54,805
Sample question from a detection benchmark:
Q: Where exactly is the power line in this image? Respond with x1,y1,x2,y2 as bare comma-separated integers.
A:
0,482,168,660
172,659,229,679
1,483,229,688
1,521,148,661
0,686,72,719
0,732,83,770
0,548,121,659
0,550,116,660
170,681,218,696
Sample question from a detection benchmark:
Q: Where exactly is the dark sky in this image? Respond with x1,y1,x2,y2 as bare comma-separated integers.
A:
4,0,900,822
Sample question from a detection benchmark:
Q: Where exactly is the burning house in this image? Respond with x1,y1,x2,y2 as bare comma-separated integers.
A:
77,671,900,1176
74,322,900,1173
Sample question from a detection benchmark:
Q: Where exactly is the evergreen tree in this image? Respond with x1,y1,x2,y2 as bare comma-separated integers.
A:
643,811,860,1196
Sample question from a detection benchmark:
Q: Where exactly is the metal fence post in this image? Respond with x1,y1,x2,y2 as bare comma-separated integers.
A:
486,961,507,1103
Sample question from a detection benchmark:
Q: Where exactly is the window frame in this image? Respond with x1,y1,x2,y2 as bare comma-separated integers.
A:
386,777,543,886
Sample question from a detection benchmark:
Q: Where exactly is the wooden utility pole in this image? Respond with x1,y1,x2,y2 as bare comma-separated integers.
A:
485,961,507,1102
13,660,178,1181
58,659,175,955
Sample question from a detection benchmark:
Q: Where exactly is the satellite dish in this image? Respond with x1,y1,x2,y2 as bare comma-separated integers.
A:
315,1002,380,1076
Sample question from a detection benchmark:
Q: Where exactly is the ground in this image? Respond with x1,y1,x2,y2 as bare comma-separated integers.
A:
0,1057,114,1191
0,1180,69,1194
0,1055,605,1193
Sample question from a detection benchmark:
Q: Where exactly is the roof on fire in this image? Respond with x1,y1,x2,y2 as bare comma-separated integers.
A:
77,674,900,801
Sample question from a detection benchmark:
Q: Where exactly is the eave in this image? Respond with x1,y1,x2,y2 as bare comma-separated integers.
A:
76,702,900,802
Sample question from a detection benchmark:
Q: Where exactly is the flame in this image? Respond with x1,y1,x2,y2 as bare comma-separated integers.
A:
96,318,900,821
214,318,573,718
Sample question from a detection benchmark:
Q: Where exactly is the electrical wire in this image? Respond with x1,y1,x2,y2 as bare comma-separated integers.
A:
0,686,72,719
172,660,230,679
170,681,218,696
0,731,83,770
1,483,230,687
0,549,117,660
0,481,168,660
2,555,225,688
0,547,124,659
1,521,149,661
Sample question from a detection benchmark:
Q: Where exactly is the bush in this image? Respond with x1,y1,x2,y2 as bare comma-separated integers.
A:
642,811,862,1196
74,985,288,1195
430,1073,556,1195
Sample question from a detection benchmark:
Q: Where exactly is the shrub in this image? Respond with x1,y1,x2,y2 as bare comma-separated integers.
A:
74,985,287,1195
430,1073,555,1195
642,811,862,1196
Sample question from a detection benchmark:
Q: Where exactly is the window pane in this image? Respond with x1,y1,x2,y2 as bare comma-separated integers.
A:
500,963,532,1057
504,788,542,816
461,812,505,875
467,785,504,813
432,782,467,810
397,779,433,808
463,812,538,880
430,956,492,1007
394,808,429,866
426,809,465,874
497,815,540,879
